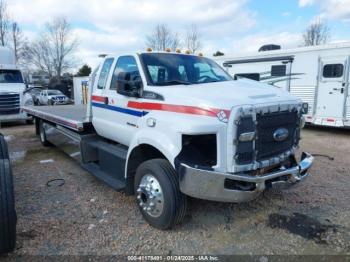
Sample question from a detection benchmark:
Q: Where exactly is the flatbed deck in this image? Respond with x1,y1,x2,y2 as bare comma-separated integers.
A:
23,105,91,132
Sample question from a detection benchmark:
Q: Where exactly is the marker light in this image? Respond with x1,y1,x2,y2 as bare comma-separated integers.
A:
185,50,191,54
165,48,171,52
146,48,152,52
176,48,181,53
198,52,203,57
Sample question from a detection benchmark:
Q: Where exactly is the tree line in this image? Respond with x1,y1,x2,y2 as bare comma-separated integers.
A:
0,0,332,78
0,0,78,79
146,23,202,54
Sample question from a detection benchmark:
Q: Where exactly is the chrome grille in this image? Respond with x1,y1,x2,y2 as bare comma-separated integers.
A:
255,110,299,161
234,105,301,171
0,92,20,115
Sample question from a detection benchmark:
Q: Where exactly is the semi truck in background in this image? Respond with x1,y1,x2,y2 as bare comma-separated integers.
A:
0,47,33,124
215,42,350,128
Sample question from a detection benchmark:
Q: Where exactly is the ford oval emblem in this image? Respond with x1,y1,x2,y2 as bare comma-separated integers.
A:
273,128,289,142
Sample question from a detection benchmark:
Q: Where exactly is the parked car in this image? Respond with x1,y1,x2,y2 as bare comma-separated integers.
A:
27,87,42,105
38,89,70,105
0,134,16,254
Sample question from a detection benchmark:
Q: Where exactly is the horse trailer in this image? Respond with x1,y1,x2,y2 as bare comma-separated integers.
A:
215,42,350,128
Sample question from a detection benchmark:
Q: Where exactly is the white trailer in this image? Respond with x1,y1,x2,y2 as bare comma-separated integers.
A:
215,42,350,128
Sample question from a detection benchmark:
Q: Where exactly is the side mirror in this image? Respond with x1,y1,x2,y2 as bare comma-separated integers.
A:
116,72,143,98
23,86,34,94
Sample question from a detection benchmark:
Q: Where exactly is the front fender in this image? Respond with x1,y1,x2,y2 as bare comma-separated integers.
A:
127,129,182,169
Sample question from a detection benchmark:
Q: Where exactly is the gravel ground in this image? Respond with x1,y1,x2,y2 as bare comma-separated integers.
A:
0,123,349,256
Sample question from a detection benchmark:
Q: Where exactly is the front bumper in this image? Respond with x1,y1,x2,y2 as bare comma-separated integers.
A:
178,152,314,203
0,111,32,123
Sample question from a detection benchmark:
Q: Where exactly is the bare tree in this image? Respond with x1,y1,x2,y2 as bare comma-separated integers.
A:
28,17,78,78
185,24,202,54
11,22,29,64
27,39,55,77
146,24,180,51
0,0,9,46
303,19,330,46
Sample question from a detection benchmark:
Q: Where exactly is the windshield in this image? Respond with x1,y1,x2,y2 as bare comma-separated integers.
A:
140,53,232,86
0,70,24,84
48,90,63,95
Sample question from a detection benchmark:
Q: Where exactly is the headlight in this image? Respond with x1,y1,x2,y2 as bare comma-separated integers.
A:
24,98,34,106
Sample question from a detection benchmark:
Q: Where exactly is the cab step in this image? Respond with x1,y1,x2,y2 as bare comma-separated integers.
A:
81,162,126,191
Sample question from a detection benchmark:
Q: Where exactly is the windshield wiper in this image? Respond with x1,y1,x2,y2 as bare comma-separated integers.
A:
155,80,191,86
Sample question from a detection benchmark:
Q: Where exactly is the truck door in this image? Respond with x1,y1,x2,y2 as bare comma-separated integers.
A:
316,56,348,119
100,55,142,146
91,57,115,134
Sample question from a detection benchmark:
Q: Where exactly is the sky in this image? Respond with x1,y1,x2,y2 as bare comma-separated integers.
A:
6,0,350,70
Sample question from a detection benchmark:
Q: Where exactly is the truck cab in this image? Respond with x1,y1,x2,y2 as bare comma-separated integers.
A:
0,47,33,124
24,51,313,229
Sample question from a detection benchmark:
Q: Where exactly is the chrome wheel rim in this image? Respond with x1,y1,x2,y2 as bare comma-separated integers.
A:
137,174,164,217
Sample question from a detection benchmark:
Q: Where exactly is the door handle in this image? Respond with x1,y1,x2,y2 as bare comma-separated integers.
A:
334,88,345,93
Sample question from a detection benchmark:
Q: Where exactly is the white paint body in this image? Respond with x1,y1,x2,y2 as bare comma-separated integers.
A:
89,52,302,174
214,42,350,128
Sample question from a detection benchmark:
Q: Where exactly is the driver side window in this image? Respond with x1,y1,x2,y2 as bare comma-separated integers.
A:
110,56,140,90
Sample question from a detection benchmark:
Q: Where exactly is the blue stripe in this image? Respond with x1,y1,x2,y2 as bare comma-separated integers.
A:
92,102,148,117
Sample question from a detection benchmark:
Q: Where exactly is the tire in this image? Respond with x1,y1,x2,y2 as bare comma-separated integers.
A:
26,118,34,125
39,120,51,147
0,135,9,160
0,159,17,254
134,159,187,230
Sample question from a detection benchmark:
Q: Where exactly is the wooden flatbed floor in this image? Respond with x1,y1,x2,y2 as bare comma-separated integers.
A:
23,104,91,132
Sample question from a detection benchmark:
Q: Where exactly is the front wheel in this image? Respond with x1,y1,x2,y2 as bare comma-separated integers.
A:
134,159,187,230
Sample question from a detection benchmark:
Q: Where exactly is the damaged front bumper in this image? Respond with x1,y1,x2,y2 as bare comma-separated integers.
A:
178,152,314,203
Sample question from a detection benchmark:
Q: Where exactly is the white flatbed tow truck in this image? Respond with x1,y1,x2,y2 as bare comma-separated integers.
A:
23,51,314,229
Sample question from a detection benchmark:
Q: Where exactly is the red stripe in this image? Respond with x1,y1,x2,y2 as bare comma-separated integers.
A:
326,118,335,122
92,95,106,103
128,101,230,118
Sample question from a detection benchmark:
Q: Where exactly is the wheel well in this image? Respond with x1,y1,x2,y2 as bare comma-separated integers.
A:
125,144,167,195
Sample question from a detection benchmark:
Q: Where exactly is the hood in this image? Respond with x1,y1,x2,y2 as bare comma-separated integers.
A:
147,79,300,110
0,83,26,94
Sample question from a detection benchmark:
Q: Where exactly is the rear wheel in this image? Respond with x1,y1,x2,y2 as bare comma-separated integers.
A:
134,159,187,229
39,120,51,147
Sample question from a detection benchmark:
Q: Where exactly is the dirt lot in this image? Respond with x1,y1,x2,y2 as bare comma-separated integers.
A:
0,123,349,256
